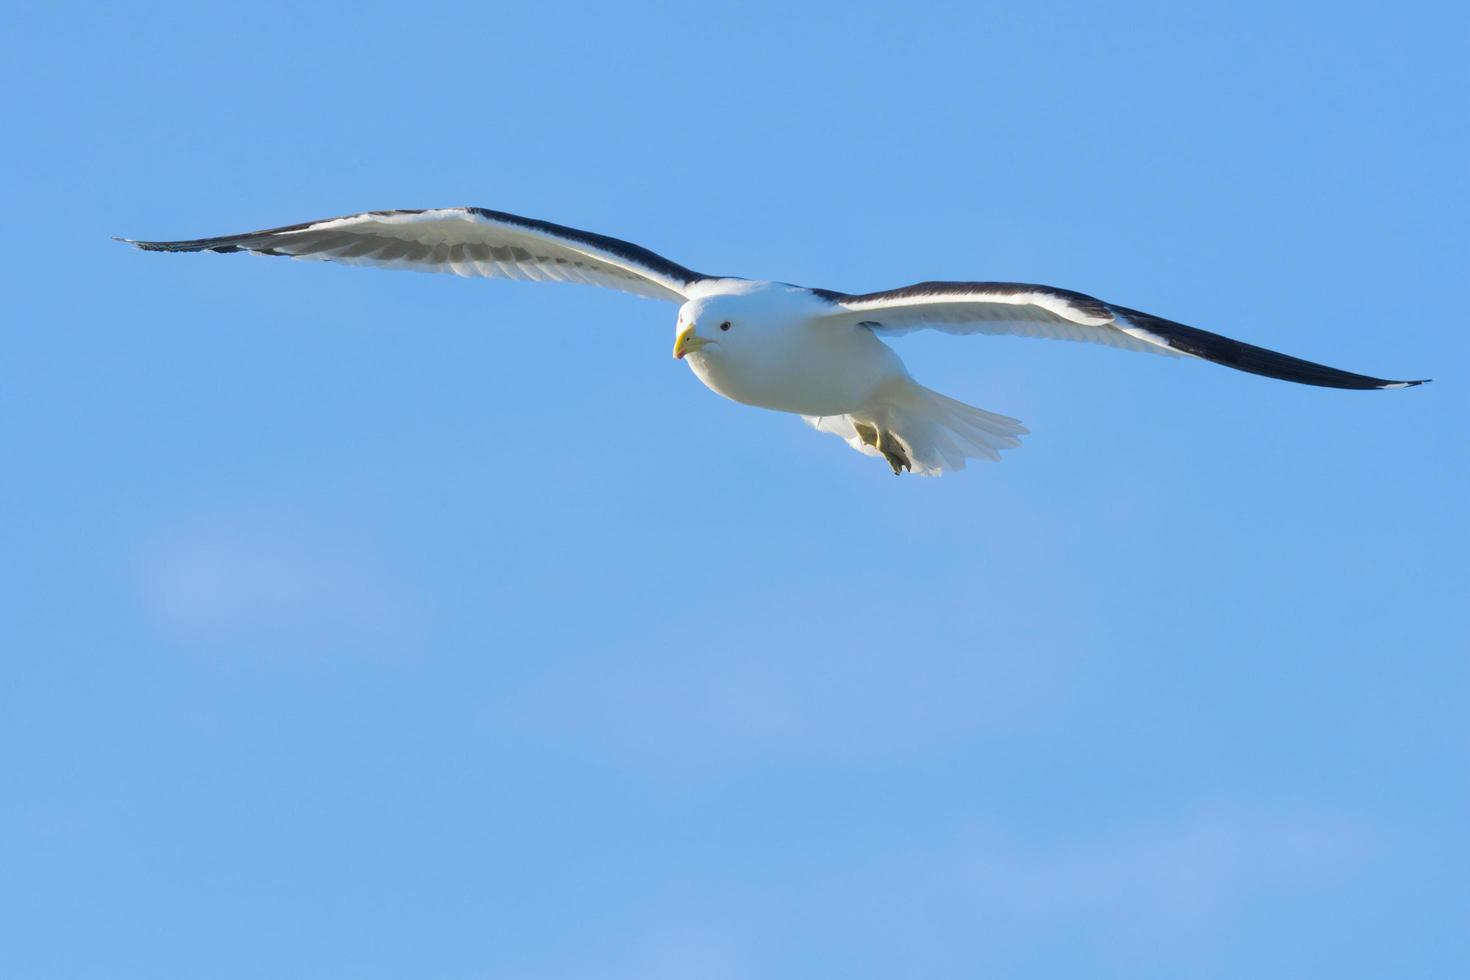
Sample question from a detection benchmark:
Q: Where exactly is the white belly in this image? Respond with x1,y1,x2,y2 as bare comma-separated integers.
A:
685,323,906,417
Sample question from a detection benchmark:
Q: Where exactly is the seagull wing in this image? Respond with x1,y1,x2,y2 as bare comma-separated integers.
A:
120,207,715,303
810,281,1426,390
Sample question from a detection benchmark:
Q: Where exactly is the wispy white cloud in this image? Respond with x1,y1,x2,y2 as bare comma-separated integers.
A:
488,620,1068,766
580,801,1396,979
136,506,415,651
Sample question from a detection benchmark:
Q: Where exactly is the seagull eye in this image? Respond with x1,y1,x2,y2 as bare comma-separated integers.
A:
719,321,732,331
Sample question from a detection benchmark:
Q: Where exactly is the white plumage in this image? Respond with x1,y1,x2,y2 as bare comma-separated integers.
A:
121,207,1426,476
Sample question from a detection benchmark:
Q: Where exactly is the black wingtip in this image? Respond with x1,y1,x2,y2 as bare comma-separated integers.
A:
1112,305,1428,391
114,235,244,253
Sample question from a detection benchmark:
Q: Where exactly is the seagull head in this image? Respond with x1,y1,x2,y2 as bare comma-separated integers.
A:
672,288,796,361
672,297,732,361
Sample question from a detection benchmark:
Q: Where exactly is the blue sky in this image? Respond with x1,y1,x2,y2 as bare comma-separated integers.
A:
4,1,1466,977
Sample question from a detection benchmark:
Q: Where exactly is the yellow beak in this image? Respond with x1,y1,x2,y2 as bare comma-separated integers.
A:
673,326,711,360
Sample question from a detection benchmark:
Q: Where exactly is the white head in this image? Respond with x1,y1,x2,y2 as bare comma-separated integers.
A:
671,285,812,366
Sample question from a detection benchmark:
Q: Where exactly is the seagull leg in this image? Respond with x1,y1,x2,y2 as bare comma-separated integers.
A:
876,430,911,476
854,420,910,474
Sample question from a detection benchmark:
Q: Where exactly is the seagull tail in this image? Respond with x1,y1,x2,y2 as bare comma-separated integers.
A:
804,380,1027,476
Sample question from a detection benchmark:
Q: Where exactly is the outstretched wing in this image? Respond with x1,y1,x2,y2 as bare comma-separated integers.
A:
810,281,1426,390
120,207,716,302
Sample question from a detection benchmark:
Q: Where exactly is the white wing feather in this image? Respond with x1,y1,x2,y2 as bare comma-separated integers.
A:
811,281,1424,389
122,207,713,303
815,282,1181,355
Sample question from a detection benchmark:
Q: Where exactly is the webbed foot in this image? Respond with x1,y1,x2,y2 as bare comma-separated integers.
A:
854,422,910,475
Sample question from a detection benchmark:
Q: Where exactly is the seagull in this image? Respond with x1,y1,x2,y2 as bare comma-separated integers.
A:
120,207,1426,476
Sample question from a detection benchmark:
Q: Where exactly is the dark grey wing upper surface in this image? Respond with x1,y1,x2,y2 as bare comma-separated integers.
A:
812,281,1426,390
121,207,715,302
1104,303,1427,389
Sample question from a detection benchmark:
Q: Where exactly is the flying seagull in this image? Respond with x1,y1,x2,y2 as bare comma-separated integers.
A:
120,207,1426,476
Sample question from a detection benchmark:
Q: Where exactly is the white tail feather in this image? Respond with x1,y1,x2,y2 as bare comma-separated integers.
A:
803,379,1027,476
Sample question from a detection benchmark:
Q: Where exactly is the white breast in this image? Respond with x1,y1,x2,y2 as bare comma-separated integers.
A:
686,321,906,417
